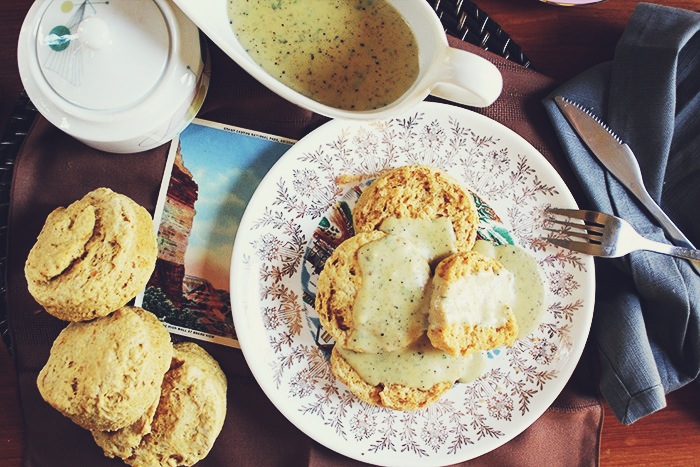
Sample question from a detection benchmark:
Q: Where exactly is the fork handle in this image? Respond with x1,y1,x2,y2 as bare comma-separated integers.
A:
642,239,700,261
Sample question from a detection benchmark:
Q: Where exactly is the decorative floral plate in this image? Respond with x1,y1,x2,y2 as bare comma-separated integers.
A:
230,102,595,466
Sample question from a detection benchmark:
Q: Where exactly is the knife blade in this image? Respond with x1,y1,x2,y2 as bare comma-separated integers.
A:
554,95,700,273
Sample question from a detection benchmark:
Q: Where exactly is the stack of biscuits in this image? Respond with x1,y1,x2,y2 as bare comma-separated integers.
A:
315,165,519,411
25,188,227,466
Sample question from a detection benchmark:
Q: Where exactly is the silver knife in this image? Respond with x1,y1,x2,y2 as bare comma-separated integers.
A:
554,95,700,274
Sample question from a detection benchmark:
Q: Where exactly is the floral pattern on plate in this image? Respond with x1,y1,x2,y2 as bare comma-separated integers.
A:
231,102,594,466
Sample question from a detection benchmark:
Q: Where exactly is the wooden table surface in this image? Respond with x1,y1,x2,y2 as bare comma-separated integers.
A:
1,1,699,466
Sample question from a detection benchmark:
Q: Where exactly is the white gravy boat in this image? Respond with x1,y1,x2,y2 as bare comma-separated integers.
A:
173,0,503,120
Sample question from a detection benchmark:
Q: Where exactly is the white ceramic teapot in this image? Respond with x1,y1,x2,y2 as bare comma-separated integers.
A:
18,0,209,153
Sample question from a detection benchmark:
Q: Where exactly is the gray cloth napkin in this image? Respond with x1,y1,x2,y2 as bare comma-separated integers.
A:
543,3,700,424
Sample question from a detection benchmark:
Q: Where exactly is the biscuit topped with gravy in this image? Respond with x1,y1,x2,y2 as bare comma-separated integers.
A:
315,230,430,353
428,251,519,356
353,165,479,252
315,164,538,412
330,342,454,411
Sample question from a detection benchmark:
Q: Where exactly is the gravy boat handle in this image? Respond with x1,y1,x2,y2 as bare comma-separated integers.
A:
430,46,503,108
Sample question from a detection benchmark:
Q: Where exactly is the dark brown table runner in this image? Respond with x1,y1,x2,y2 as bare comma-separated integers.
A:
7,38,601,466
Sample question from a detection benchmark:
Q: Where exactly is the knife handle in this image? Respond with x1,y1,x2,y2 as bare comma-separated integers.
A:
610,144,699,268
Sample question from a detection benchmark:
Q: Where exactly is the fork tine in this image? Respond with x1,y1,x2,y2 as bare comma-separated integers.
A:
546,217,605,235
544,227,603,241
546,237,605,256
546,207,605,225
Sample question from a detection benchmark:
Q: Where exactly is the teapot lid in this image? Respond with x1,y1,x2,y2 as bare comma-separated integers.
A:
34,0,169,111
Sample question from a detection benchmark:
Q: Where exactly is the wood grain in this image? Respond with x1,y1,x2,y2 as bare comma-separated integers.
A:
601,383,700,466
1,0,698,465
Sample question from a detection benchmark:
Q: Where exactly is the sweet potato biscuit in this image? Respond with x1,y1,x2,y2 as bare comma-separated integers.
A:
37,307,173,432
330,346,453,411
124,342,227,467
352,165,479,251
315,230,383,349
91,399,159,461
428,251,518,356
315,230,429,353
25,187,158,322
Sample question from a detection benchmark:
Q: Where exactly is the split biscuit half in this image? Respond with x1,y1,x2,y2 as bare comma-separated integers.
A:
428,251,519,357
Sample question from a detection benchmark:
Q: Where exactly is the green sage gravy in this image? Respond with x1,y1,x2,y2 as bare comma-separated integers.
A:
350,234,430,353
473,240,546,338
379,216,457,265
337,334,486,390
227,0,420,110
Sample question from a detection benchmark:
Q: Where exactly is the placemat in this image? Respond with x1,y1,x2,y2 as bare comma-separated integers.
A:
3,2,600,466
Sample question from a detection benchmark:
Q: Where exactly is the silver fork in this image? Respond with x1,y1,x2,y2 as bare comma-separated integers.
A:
545,208,700,262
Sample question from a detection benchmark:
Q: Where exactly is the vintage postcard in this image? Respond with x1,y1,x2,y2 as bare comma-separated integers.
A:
137,119,295,348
